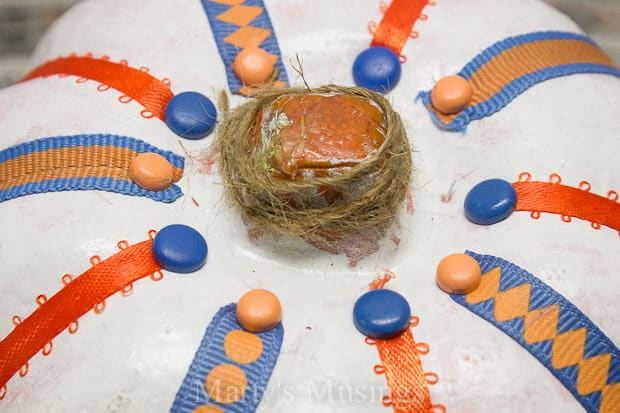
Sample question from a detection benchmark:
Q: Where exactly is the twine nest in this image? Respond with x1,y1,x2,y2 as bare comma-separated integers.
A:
216,85,412,242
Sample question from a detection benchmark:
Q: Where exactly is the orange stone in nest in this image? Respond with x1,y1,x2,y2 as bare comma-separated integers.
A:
254,94,386,181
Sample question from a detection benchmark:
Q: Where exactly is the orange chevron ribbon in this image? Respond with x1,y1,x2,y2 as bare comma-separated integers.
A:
451,252,620,413
201,0,288,95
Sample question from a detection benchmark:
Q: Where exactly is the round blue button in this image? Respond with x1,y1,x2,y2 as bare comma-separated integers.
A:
165,91,217,140
353,289,411,339
152,224,208,273
464,178,517,225
352,46,401,93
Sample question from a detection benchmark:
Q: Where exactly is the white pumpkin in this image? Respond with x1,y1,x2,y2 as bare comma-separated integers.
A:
0,0,618,412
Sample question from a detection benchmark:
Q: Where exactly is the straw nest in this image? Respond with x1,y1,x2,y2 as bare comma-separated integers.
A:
215,85,412,242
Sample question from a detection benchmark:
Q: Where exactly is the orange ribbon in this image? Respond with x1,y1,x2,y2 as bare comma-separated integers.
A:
22,55,174,120
0,236,162,394
371,0,430,56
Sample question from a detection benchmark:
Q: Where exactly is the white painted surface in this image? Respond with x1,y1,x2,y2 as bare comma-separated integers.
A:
0,0,618,412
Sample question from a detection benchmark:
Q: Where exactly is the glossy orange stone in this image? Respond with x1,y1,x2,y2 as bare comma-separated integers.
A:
236,289,282,333
255,94,385,180
430,75,473,114
205,364,247,404
436,253,482,294
128,152,174,191
232,47,276,86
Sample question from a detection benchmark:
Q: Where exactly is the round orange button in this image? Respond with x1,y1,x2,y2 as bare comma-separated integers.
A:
128,152,174,191
430,75,473,114
236,289,282,333
232,47,276,86
436,253,482,294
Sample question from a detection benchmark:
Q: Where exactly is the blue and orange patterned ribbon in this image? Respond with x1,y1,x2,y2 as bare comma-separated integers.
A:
200,0,289,95
451,251,620,413
418,31,620,132
171,303,283,412
0,134,184,203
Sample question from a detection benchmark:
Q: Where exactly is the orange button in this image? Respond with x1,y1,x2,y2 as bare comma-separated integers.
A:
232,47,276,87
436,253,482,294
236,289,282,333
128,152,174,191
430,75,473,114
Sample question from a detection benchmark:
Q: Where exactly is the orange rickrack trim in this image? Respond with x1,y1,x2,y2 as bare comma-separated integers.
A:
0,231,163,397
21,53,174,120
369,0,434,60
365,273,445,413
513,172,620,234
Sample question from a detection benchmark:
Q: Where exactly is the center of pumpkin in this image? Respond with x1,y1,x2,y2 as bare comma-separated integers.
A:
256,94,386,180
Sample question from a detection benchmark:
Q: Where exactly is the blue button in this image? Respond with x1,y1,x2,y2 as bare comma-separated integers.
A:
352,46,401,93
464,178,517,225
152,224,208,273
353,289,411,339
165,91,217,140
